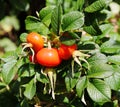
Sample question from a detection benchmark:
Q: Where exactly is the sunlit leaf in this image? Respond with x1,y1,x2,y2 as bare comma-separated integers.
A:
101,38,120,54
39,6,54,26
2,59,17,84
36,72,49,83
83,25,98,36
87,79,111,104
24,79,36,100
51,4,62,35
25,16,49,35
88,63,114,78
77,0,85,11
85,0,112,13
108,55,120,65
20,33,28,42
76,76,87,97
88,53,108,65
105,66,120,90
62,11,84,31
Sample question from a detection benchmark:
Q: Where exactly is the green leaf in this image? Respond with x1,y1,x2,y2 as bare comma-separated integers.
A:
59,31,79,45
14,58,26,71
83,19,102,36
108,55,120,65
2,59,17,84
0,82,6,89
62,11,84,31
39,6,54,26
25,16,49,35
88,53,114,78
83,25,98,36
96,9,113,22
78,42,96,51
18,64,35,77
105,66,120,90
46,0,57,6
21,99,29,107
88,53,108,65
76,76,87,97
25,16,41,31
1,52,17,62
88,52,114,78
85,0,112,13
77,0,85,11
101,38,120,54
51,4,62,35
99,24,113,34
65,72,81,92
36,72,49,84
15,46,23,56
20,33,28,42
63,97,69,103
87,79,111,104
88,63,114,78
80,35,93,42
1,58,24,84
24,79,36,100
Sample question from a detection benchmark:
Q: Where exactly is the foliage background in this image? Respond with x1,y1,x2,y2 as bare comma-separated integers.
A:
0,0,120,107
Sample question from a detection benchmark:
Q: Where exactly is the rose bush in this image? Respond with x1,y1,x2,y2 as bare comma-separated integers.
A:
0,0,120,107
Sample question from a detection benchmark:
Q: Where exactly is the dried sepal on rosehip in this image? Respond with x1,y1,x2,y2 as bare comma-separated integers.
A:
72,50,90,70
40,67,57,99
22,32,44,62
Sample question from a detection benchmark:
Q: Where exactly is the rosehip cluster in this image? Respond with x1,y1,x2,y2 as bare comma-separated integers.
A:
23,32,77,67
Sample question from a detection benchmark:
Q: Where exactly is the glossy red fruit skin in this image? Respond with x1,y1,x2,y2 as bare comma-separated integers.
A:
36,48,61,67
27,32,44,52
58,44,77,60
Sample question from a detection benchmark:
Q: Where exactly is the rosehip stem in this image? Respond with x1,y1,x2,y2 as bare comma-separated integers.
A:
48,41,52,49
